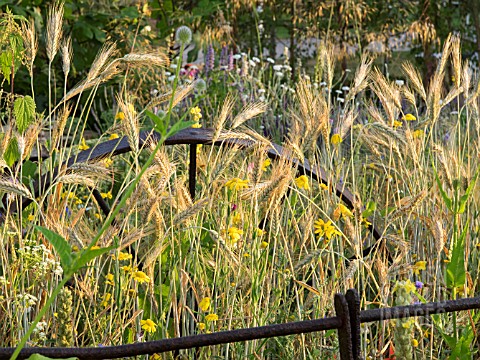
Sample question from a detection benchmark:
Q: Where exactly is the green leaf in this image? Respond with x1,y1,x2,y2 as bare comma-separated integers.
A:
0,51,12,84
433,163,452,211
145,109,166,136
14,96,36,133
362,201,377,218
166,120,196,138
4,136,20,167
36,226,73,271
27,354,78,360
446,221,467,288
73,246,116,272
457,168,479,214
21,160,38,185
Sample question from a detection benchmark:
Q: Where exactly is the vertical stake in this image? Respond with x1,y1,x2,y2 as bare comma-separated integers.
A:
334,293,354,360
346,289,362,360
188,143,197,199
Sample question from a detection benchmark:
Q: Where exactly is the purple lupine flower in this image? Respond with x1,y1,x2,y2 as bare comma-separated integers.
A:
228,49,234,71
220,44,228,67
207,45,215,72
415,281,423,290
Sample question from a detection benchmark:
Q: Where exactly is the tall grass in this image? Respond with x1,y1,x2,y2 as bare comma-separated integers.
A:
0,4,479,359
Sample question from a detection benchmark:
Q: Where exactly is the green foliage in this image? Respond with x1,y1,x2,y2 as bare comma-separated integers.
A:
14,95,36,133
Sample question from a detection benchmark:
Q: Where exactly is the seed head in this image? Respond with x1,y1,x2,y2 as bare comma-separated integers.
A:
175,26,192,45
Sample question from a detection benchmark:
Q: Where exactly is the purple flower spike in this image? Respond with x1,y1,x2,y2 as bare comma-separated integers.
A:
415,281,423,290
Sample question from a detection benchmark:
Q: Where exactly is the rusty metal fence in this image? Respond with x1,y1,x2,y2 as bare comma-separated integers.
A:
2,129,479,359
1,289,479,359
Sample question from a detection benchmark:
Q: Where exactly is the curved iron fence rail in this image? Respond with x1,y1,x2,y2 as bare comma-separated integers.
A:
1,290,479,360
11,128,382,241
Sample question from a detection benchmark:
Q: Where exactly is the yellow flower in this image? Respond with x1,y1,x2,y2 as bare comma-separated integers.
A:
225,178,249,191
413,129,424,138
78,138,90,151
121,265,134,272
313,219,341,240
232,212,242,225
262,158,271,171
199,297,211,311
105,273,114,286
141,319,157,333
260,241,269,249
27,213,35,221
413,260,426,275
256,228,265,237
205,313,218,322
412,338,419,347
90,245,101,250
101,293,112,307
151,354,161,360
132,271,150,283
393,120,403,128
114,252,133,261
190,106,202,121
331,133,342,145
102,158,113,168
191,122,202,128
333,203,354,220
197,322,206,330
101,191,113,199
109,133,119,140
244,252,250,257
402,113,416,121
228,227,243,243
361,217,372,227
115,112,125,121
320,183,329,191
295,175,310,190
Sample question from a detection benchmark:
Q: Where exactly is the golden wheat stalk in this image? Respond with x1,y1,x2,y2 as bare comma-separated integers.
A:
230,102,268,129
46,0,64,62
56,174,96,188
52,105,71,151
172,198,209,224
0,177,33,199
61,36,73,77
402,62,426,101
213,93,236,142
120,52,168,68
21,19,38,77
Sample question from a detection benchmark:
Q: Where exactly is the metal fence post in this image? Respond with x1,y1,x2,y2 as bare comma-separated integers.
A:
334,293,353,360
346,289,362,360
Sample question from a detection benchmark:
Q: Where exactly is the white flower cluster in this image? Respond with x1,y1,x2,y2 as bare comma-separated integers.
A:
17,243,63,277
33,321,48,341
15,293,38,313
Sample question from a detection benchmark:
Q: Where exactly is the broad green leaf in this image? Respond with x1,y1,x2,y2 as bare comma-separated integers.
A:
21,160,38,185
166,120,196,138
36,226,73,271
4,136,20,167
14,96,36,133
27,354,78,360
0,51,12,83
446,221,467,288
457,168,479,214
433,164,452,211
362,201,376,218
145,109,166,136
73,245,116,272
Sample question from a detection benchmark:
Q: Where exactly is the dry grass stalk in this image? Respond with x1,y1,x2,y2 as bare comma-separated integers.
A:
172,198,209,224
451,35,461,88
52,105,71,151
368,122,407,147
21,19,38,77
338,108,357,138
56,174,96,188
402,62,426,101
120,52,168,68
117,96,139,153
87,42,117,82
46,0,64,62
67,162,111,182
371,68,402,111
213,93,236,142
174,179,193,212
346,55,373,102
61,36,73,77
389,189,428,221
230,102,267,129
0,177,33,199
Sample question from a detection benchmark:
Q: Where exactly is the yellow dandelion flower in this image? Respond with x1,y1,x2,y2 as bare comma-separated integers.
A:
393,120,403,128
109,133,119,140
28,213,35,221
132,271,150,283
94,213,102,219
412,338,419,347
331,133,342,145
197,322,206,330
402,113,416,121
114,252,133,261
260,241,269,249
228,227,243,243
320,183,329,191
78,138,90,151
333,203,354,221
262,158,271,171
101,191,113,199
199,297,211,312
314,219,341,240
413,260,426,275
141,319,157,333
101,293,112,307
225,178,249,191
115,112,125,121
255,228,265,237
121,265,134,272
205,313,218,322
105,273,114,286
413,129,424,138
295,175,310,190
